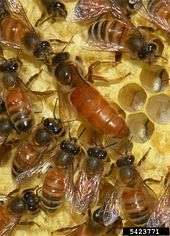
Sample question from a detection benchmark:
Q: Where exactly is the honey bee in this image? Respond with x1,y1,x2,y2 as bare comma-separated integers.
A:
12,117,65,180
0,187,40,236
86,16,164,62
51,52,129,137
0,56,35,133
0,97,13,145
147,170,170,228
70,146,108,213
98,155,157,226
40,137,81,212
35,0,67,27
73,0,142,22
0,0,65,62
55,209,122,236
142,0,170,34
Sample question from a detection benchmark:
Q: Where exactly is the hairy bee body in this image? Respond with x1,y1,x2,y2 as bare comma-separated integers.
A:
41,167,65,212
0,17,29,45
121,186,155,225
5,87,33,133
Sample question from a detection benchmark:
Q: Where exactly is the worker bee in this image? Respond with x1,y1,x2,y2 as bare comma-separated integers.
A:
55,209,122,236
70,145,108,213
73,0,143,22
35,0,67,27
12,117,65,180
0,56,35,133
0,0,65,62
141,0,170,34
86,16,164,62
0,187,40,236
40,137,81,212
98,154,157,226
51,51,129,137
147,169,170,228
0,97,13,145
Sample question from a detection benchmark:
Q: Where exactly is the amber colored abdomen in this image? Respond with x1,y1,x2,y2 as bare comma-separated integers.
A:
12,143,41,177
5,87,33,131
0,17,29,44
41,168,65,211
70,84,129,137
121,187,156,226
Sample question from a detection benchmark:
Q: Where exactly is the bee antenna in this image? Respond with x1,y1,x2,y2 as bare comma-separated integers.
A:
61,35,74,53
62,119,77,124
104,142,117,149
53,98,59,120
155,55,168,62
77,127,86,140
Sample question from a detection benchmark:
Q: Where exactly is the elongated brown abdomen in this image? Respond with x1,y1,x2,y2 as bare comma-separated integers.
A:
88,18,130,51
41,167,65,212
121,187,156,226
12,143,43,177
0,17,29,44
5,87,34,132
70,83,129,137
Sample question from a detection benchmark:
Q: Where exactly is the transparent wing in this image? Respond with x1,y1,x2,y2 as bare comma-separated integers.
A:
15,158,53,184
6,0,35,31
73,0,113,21
72,167,102,213
147,186,170,227
140,0,170,33
101,182,121,226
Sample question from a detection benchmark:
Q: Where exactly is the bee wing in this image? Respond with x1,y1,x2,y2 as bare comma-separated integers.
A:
147,186,170,227
101,181,121,226
73,0,113,21
72,167,102,213
57,84,76,122
15,158,53,184
6,0,35,31
139,0,170,33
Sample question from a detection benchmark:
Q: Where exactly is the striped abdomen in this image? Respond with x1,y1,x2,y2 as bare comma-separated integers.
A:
12,143,42,177
70,83,129,137
88,18,130,51
147,0,170,32
121,187,156,225
41,168,65,212
0,17,29,45
5,87,34,132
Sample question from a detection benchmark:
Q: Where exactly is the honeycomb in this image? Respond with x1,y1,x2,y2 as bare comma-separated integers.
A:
0,0,170,235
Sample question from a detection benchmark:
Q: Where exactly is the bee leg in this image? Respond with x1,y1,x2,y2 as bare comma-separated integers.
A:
52,223,85,235
86,61,130,85
35,12,46,27
25,69,44,88
137,147,151,166
115,51,122,62
137,26,156,33
48,38,69,44
19,221,40,227
143,178,162,184
7,188,20,197
164,169,170,186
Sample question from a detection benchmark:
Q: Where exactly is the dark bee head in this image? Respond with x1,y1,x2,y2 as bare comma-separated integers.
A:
8,197,27,215
127,0,142,13
116,155,135,167
87,147,107,160
22,190,40,212
0,58,19,73
54,62,76,87
60,138,80,155
16,119,33,133
33,41,52,59
52,52,70,65
0,98,6,113
47,1,67,18
43,118,64,135
0,116,13,134
92,207,104,225
116,155,136,184
34,127,52,145
138,42,157,60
